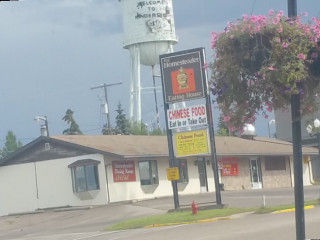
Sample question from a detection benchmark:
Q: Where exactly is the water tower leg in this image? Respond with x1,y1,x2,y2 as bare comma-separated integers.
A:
136,56,141,122
129,44,142,122
129,53,134,120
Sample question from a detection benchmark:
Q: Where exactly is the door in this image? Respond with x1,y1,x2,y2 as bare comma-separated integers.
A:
197,157,208,192
250,158,262,189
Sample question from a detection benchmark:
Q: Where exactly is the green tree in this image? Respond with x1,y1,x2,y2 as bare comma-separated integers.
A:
128,120,148,135
1,131,23,158
149,128,166,135
62,109,83,135
109,103,129,135
216,116,230,136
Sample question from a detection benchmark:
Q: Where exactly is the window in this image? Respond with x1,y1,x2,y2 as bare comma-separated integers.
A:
138,160,159,185
265,157,286,171
177,159,189,183
68,159,100,192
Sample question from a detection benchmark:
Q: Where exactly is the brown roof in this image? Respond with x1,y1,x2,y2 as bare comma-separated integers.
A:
52,135,318,158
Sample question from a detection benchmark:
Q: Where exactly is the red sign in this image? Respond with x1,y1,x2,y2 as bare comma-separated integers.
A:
218,157,238,176
171,68,196,94
112,160,136,182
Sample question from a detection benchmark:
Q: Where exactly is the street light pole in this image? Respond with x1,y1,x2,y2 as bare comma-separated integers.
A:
287,1,306,239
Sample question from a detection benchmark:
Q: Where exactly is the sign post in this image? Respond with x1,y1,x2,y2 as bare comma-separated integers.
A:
160,48,222,208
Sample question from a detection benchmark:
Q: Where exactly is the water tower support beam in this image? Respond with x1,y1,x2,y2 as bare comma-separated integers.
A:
129,44,142,122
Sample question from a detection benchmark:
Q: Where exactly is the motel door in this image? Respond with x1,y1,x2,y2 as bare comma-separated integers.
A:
250,158,262,189
197,157,208,192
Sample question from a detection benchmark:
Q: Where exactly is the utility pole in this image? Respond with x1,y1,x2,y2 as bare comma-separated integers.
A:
152,66,161,130
91,82,122,134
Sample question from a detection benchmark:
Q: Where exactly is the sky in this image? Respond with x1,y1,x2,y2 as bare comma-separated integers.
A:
0,0,319,146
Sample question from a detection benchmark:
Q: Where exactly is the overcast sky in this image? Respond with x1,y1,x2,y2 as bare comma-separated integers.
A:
0,0,319,145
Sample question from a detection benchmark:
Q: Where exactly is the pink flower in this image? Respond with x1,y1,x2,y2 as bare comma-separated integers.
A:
264,114,268,119
268,65,275,71
268,9,274,16
223,116,231,122
227,126,236,132
266,105,272,112
307,106,313,111
277,27,283,33
311,52,318,58
211,31,219,48
275,37,281,43
297,53,305,59
282,42,288,48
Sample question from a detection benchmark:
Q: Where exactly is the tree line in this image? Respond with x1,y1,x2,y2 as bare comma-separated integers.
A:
0,103,166,159
0,103,230,159
62,103,166,136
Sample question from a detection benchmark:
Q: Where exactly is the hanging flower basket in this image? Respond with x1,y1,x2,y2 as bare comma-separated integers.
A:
210,10,320,133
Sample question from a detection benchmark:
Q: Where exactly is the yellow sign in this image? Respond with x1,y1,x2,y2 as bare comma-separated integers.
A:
174,129,209,156
166,167,179,181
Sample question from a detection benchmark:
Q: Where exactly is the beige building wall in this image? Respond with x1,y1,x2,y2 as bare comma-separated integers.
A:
260,157,292,188
219,157,251,191
105,156,217,203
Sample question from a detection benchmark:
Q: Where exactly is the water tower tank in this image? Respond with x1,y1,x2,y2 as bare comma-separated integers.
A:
120,0,178,66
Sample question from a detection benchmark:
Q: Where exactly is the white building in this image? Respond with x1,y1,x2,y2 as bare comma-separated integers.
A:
0,135,317,216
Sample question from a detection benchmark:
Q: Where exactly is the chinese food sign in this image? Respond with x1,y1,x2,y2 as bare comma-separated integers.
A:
218,157,239,176
174,129,209,157
112,160,136,182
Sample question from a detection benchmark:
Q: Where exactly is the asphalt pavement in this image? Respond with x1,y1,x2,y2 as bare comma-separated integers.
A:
0,185,319,240
130,185,320,210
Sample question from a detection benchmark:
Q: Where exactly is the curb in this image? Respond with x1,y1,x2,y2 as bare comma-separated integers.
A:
7,210,44,216
144,216,232,228
53,206,93,212
272,205,314,213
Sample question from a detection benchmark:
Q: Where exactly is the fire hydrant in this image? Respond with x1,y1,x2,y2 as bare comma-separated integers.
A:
191,201,198,214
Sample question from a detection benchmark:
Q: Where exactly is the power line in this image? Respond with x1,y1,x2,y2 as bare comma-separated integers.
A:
250,0,257,14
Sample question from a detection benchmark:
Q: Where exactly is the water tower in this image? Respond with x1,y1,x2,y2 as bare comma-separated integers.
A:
119,0,178,122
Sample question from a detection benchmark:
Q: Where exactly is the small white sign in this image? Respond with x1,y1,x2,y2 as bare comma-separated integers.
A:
167,104,207,129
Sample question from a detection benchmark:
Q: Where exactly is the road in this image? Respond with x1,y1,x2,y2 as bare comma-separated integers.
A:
1,186,319,240
5,206,320,240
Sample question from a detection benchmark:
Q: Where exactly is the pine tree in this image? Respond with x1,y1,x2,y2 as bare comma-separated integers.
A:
62,109,83,135
112,103,129,135
1,131,23,158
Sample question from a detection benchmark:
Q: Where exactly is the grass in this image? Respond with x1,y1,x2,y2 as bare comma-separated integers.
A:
105,207,253,231
104,199,320,231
